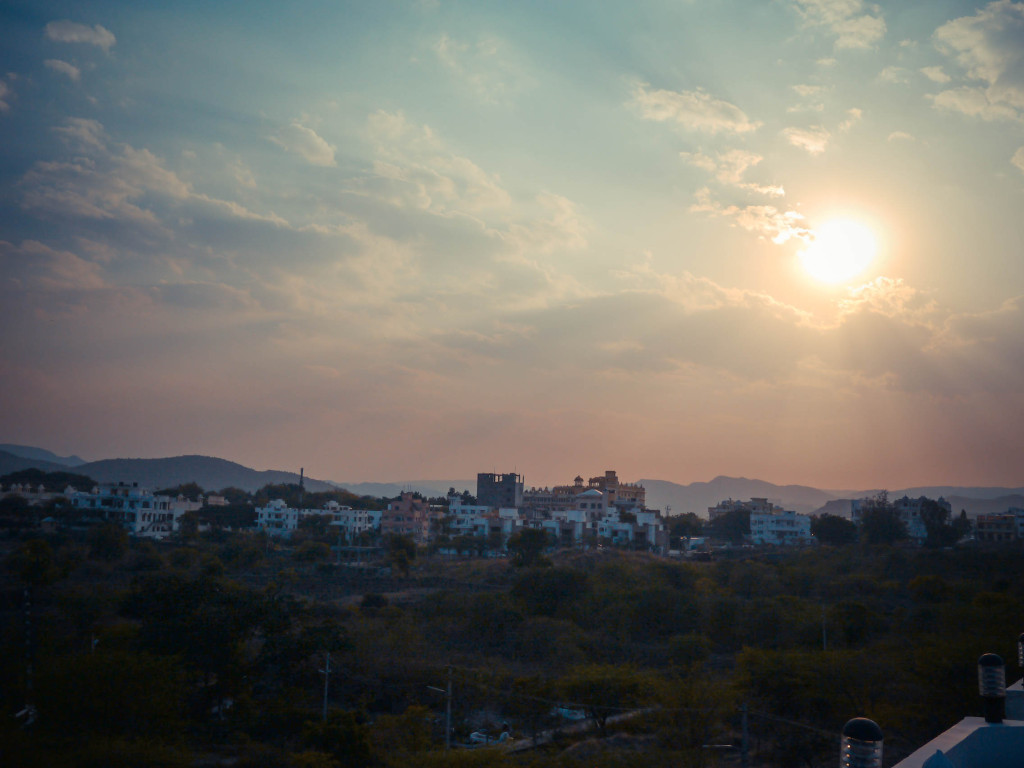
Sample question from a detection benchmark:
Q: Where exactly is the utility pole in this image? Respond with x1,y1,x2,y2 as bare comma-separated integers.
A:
320,652,331,722
428,665,453,749
822,605,828,651
740,702,750,768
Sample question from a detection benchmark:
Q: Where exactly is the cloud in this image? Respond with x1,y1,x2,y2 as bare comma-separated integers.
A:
928,85,1020,121
434,33,519,103
879,66,911,84
45,20,116,52
0,80,10,112
270,121,337,167
839,107,862,131
0,239,107,292
23,117,284,230
631,82,761,135
1013,146,1024,172
887,131,915,142
792,0,886,49
784,125,831,154
690,188,809,244
920,65,951,83
44,59,81,81
680,149,784,196
365,109,511,213
53,117,106,149
933,1,1024,117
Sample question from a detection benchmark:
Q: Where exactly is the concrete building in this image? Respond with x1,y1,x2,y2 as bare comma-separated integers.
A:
750,508,812,546
476,472,524,510
256,499,380,539
67,482,201,537
523,470,645,514
975,508,1024,543
382,492,432,543
708,497,778,521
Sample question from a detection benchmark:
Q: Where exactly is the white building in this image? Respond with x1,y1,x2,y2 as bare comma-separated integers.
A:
67,482,202,537
750,508,811,546
256,499,380,539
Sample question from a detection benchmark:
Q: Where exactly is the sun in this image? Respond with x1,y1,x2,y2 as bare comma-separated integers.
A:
799,219,878,284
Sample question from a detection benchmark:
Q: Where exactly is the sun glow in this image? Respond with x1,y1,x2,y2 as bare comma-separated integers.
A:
799,219,878,284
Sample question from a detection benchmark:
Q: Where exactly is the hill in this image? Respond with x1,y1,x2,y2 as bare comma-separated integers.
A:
0,444,86,466
0,449,69,476
641,476,840,516
77,455,337,493
0,448,336,494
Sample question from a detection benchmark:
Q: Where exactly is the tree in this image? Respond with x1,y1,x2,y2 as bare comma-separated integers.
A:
919,498,960,548
668,512,704,543
88,522,129,561
506,528,549,567
707,508,750,544
558,665,652,736
859,493,907,545
155,482,205,501
511,567,588,616
387,534,416,577
811,514,858,546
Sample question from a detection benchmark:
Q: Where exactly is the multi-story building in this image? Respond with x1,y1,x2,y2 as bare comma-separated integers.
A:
382,492,432,543
476,472,524,510
523,470,646,514
256,499,380,539
975,508,1024,543
67,482,201,537
750,508,812,546
708,497,777,521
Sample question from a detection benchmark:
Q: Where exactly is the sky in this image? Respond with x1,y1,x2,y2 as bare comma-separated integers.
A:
1,1,1024,491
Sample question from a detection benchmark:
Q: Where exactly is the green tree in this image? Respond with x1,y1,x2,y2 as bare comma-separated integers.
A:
707,508,750,544
302,711,374,768
387,534,416,577
558,664,652,736
155,481,205,500
668,512,704,543
859,504,907,545
811,513,857,546
89,522,129,561
507,528,549,567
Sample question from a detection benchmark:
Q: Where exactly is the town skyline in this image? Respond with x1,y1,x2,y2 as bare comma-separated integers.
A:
2,2,1024,490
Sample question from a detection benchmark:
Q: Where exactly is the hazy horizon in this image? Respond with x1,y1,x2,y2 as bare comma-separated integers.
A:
3,2,1024,490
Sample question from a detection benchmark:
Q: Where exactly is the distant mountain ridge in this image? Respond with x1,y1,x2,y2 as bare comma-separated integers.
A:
0,449,335,494
0,444,85,467
639,476,1024,519
4,445,1022,514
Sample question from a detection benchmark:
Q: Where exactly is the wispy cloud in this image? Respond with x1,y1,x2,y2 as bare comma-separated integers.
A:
933,1,1024,119
366,109,511,213
690,188,809,244
1013,146,1024,173
888,131,915,142
270,121,337,167
839,107,862,131
44,20,116,52
920,65,951,83
44,59,81,81
792,0,886,49
631,82,761,135
879,66,911,84
0,79,10,112
784,125,830,154
680,149,784,196
434,33,519,103
928,85,1020,121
